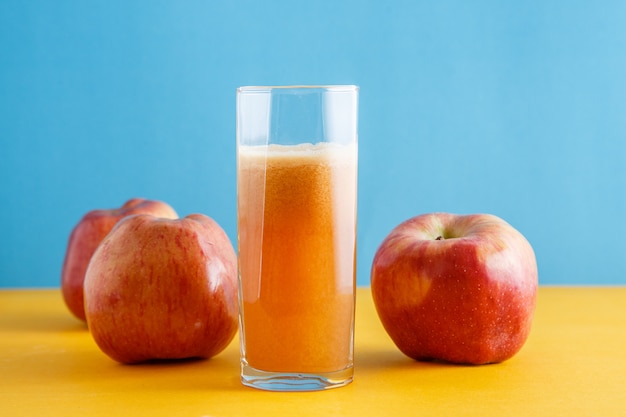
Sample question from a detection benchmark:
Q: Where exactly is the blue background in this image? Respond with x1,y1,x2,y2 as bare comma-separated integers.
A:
1,0,625,288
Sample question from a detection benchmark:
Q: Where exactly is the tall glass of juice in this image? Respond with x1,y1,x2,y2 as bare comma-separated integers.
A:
236,85,358,391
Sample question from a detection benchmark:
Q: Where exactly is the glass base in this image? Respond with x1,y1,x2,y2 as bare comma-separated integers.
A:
241,362,353,392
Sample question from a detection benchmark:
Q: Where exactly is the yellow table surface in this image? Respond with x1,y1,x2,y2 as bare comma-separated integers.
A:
1,287,625,416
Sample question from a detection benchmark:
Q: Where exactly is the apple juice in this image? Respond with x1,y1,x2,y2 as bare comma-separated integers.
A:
237,142,357,374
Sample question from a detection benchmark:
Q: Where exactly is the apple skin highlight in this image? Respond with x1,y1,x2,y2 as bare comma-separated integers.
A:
371,213,538,365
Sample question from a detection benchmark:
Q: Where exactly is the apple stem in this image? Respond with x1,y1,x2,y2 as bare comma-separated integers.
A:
436,236,444,241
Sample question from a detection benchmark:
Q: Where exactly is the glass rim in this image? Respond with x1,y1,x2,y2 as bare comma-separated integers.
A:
237,85,358,93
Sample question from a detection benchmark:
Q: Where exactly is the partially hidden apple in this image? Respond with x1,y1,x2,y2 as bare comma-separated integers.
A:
61,198,178,321
371,213,538,365
83,213,239,364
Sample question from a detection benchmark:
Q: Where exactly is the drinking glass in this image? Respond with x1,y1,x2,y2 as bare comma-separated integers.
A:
236,85,358,391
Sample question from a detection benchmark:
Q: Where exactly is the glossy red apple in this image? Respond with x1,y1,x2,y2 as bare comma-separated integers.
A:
83,213,238,364
371,213,538,365
61,198,178,321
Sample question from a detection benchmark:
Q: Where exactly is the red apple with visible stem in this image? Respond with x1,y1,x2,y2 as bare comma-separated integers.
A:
61,198,178,321
83,213,239,364
371,213,538,365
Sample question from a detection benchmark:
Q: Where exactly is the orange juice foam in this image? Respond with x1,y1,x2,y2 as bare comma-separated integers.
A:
237,142,357,373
